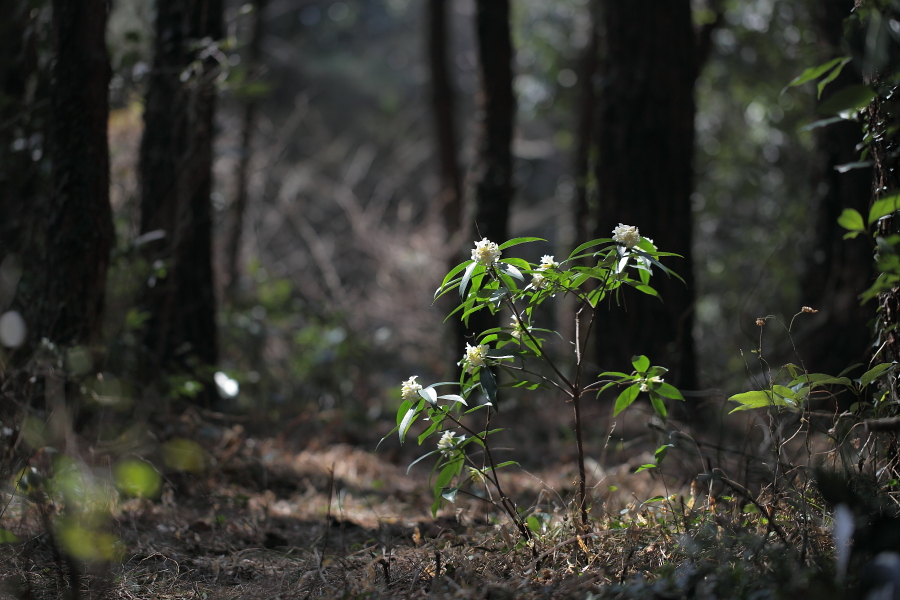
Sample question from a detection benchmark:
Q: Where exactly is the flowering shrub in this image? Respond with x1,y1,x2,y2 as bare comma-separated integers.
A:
381,228,684,540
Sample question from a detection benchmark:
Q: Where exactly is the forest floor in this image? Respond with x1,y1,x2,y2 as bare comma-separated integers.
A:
0,405,838,599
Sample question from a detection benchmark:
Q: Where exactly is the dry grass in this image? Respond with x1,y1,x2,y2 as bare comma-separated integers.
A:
0,404,843,600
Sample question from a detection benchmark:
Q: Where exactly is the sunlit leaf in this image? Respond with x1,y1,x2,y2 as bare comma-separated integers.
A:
631,355,650,373
398,407,417,444
114,459,161,499
498,237,545,250
837,208,866,232
161,439,206,473
459,262,478,299
869,194,900,225
613,384,641,416
784,56,850,92
635,464,657,473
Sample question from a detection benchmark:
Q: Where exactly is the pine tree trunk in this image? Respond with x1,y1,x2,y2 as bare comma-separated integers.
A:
468,0,515,341
593,0,698,393
40,0,113,348
139,0,222,406
795,0,873,381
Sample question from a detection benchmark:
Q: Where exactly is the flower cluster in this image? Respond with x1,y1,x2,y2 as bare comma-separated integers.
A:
529,272,547,290
401,375,422,402
612,224,641,249
509,314,527,340
539,255,559,270
462,343,489,374
471,238,501,267
639,375,664,393
438,430,461,457
468,467,485,483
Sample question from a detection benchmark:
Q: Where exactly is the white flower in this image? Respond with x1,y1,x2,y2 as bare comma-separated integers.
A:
539,255,559,270
468,467,485,482
530,272,547,290
401,376,423,402
510,315,527,340
612,224,641,249
438,430,460,457
462,343,489,374
640,376,663,392
471,238,501,267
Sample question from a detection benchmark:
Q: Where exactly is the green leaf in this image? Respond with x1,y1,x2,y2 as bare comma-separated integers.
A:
419,387,438,404
817,84,876,115
656,383,684,401
728,390,773,410
631,355,650,373
480,367,498,409
649,394,667,419
860,362,896,388
837,208,866,232
613,384,641,416
396,399,412,425
0,528,19,544
787,373,853,388
784,56,850,92
498,263,524,281
437,394,467,405
869,194,900,226
568,238,613,259
772,385,798,400
498,237,546,250
644,495,666,503
406,450,438,475
799,116,847,132
418,420,442,445
816,58,852,98
527,515,542,533
439,260,472,292
460,262,478,299
835,161,874,174
399,407,417,444
655,444,673,464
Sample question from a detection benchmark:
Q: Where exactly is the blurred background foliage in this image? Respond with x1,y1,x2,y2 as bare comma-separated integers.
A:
1,0,872,449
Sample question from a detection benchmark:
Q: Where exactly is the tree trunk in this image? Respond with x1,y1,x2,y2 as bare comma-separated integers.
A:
40,0,113,349
573,3,600,252
426,0,468,368
795,0,873,382
225,0,267,300
593,0,698,393
428,0,463,243
139,0,222,405
468,0,515,341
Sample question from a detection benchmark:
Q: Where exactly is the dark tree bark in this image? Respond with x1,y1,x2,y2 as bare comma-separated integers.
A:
795,0,873,380
225,0,267,300
592,0,698,393
573,4,600,252
426,0,468,368
38,0,114,348
468,0,515,340
139,0,222,405
428,0,463,243
0,0,41,265
470,0,514,246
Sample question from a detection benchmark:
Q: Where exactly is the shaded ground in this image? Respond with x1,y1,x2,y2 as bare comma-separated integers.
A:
0,403,837,599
